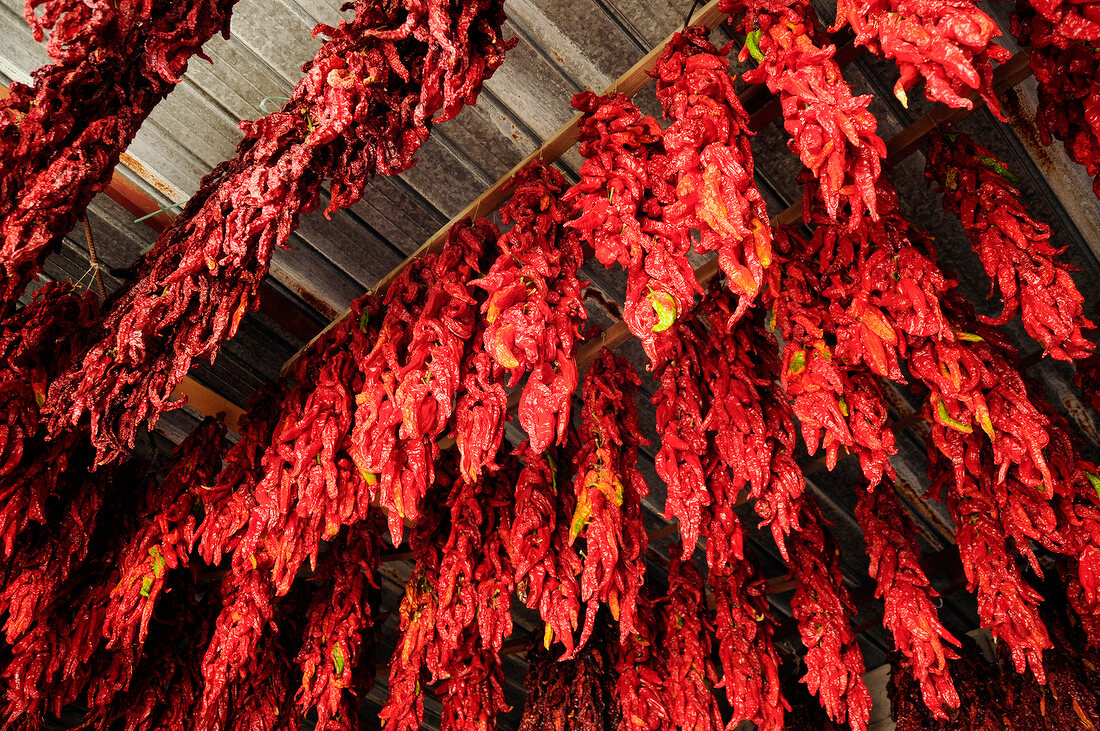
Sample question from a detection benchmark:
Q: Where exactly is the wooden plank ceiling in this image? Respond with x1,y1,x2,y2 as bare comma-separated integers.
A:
3,0,1100,727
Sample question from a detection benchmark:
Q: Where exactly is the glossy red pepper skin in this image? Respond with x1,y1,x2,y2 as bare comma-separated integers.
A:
615,598,672,730
659,545,723,731
504,442,584,656
564,93,698,364
856,482,960,717
787,499,873,731
1013,8,1100,200
351,221,490,545
927,133,1094,361
294,516,384,731
832,0,1010,116
0,0,240,315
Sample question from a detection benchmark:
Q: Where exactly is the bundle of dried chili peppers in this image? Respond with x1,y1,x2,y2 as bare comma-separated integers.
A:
830,0,1010,114
294,517,383,731
518,621,621,731
0,0,239,313
564,94,697,361
614,596,670,730
786,499,873,731
474,160,586,454
855,482,960,717
352,220,489,544
504,441,584,656
927,133,1093,360
721,0,887,224
1012,5,1100,200
569,347,649,647
44,0,515,462
651,25,773,318
659,546,723,731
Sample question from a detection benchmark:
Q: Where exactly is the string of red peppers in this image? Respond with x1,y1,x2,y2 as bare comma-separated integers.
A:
0,281,98,555
1011,3,1100,199
830,0,1010,114
351,220,489,544
660,545,724,731
564,93,698,362
926,132,1094,360
721,0,887,223
651,26,773,320
294,516,384,731
614,596,670,730
569,347,649,648
474,160,586,454
0,0,239,313
43,0,514,463
504,441,584,656
855,481,961,717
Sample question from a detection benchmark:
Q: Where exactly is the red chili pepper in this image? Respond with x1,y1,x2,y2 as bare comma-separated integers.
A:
927,133,1094,360
569,347,650,647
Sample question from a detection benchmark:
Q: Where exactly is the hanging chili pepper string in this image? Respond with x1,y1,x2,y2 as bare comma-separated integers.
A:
43,0,516,464
473,160,586,455
926,132,1094,361
784,497,873,731
928,430,1053,682
503,442,584,656
855,481,961,718
614,595,671,730
563,93,698,363
294,515,384,731
660,544,723,731
720,0,887,225
1011,7,1100,201
569,347,650,649
651,25,774,321
830,0,1011,116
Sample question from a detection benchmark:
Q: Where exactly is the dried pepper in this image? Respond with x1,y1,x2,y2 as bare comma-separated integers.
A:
474,160,586,453
0,0,238,313
1012,8,1100,200
44,0,514,462
766,228,898,485
564,93,698,361
195,381,286,568
787,499,872,731
0,282,98,554
294,517,383,730
194,565,278,731
709,554,787,730
224,620,299,731
651,319,710,557
454,323,509,481
518,623,621,731
721,0,887,223
103,417,226,652
927,133,1094,360
652,25,773,316
504,442,584,656
698,283,804,558
570,348,649,645
234,295,381,594
382,461,515,731
615,598,670,730
928,432,1053,681
659,546,722,731
831,0,1010,114
351,221,488,544
855,482,960,717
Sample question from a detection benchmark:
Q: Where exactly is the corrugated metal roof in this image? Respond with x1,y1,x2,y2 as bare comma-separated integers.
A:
3,0,1100,726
